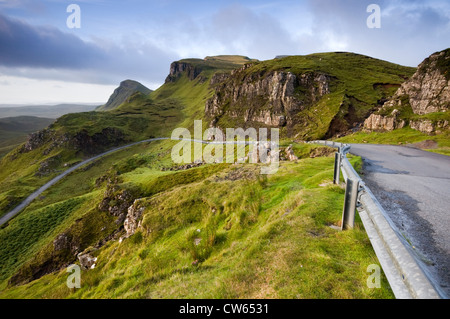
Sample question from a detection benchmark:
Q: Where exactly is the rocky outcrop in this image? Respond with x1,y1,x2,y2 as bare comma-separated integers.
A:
98,184,139,225
98,79,152,111
284,145,298,161
363,112,406,131
205,66,332,130
410,119,449,134
20,127,126,156
396,49,450,115
120,199,146,242
165,61,202,83
77,248,98,270
364,49,449,133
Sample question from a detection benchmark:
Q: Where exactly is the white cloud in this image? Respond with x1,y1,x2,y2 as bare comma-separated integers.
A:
0,75,116,104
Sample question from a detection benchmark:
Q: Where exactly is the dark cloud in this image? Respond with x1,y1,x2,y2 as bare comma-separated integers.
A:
0,13,106,69
0,13,178,85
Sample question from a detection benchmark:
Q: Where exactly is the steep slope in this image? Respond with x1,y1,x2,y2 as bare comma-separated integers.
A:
97,80,152,111
364,48,450,134
205,52,415,140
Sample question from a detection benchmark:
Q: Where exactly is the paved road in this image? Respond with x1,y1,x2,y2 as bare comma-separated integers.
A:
0,137,170,227
349,144,450,297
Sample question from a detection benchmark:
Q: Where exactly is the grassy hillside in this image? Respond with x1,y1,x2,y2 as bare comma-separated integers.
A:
0,116,55,159
0,141,393,298
0,53,418,299
209,52,416,140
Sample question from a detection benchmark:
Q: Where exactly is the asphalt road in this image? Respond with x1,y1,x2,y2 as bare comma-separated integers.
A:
349,144,450,297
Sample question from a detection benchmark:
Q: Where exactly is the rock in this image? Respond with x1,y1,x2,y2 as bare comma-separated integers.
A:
77,249,98,270
284,145,298,161
123,200,145,238
363,114,405,131
409,119,449,134
397,49,450,115
205,68,331,130
165,61,202,83
363,49,449,134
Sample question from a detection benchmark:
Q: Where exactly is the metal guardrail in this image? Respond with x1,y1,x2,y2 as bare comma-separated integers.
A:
307,140,441,299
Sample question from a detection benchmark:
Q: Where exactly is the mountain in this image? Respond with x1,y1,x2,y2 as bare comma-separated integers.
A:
364,48,450,134
96,80,152,111
0,52,428,299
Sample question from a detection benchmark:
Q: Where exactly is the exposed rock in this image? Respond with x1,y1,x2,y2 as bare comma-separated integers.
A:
123,199,145,239
205,68,332,131
77,248,98,270
309,147,336,158
410,119,449,134
98,184,139,225
284,145,298,161
396,49,450,115
165,61,202,83
363,113,406,131
364,49,450,134
35,155,62,177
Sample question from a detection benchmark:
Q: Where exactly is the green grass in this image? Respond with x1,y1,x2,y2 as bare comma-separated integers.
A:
0,143,394,299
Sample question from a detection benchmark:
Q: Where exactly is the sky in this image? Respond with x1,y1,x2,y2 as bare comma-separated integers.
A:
0,0,449,105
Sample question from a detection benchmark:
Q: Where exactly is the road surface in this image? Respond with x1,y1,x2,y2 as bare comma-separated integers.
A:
349,144,450,298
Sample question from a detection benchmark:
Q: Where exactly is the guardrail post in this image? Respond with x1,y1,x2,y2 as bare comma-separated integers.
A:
333,152,341,185
341,178,359,230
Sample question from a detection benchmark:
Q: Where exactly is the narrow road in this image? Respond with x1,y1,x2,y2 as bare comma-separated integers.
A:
0,137,169,227
349,144,450,297
0,136,258,227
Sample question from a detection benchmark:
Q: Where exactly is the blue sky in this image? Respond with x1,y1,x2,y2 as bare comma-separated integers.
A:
0,0,449,104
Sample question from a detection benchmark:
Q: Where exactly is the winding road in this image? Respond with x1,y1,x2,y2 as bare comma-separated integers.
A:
349,144,450,298
0,137,170,227
2,138,449,297
0,136,258,227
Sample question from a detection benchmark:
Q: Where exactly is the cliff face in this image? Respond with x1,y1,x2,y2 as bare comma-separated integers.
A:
205,64,332,132
165,61,202,83
364,48,450,133
200,53,414,139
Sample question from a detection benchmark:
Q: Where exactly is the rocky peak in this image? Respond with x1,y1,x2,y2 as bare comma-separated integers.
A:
99,79,152,111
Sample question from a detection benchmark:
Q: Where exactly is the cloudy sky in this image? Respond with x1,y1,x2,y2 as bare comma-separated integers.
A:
0,0,449,105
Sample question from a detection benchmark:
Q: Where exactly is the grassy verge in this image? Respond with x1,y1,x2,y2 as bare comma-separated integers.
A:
0,143,394,299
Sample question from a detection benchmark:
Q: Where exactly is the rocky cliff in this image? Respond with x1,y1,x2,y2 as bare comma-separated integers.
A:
205,66,332,130
364,48,450,133
201,53,414,139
